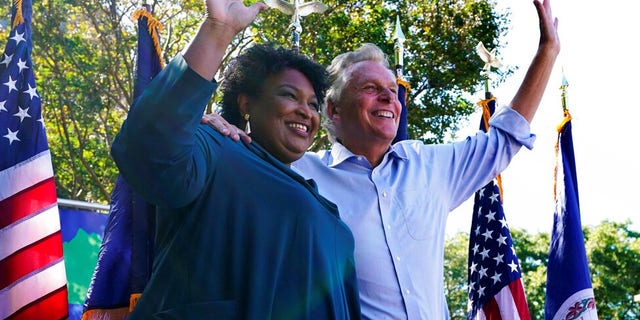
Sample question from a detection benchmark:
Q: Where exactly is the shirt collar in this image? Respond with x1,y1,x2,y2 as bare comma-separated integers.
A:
327,141,408,167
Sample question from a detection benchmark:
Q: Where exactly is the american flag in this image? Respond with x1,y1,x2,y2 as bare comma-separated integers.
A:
0,0,69,319
466,97,530,320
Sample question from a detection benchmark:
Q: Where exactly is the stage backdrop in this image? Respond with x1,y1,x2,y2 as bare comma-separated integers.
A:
59,205,109,320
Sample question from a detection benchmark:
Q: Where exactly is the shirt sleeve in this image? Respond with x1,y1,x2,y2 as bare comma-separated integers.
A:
111,54,219,208
445,105,536,209
488,105,536,150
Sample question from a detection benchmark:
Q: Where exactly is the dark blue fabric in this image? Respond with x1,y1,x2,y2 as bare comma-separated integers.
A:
83,5,161,312
112,56,361,319
392,81,408,143
0,0,48,171
545,120,596,319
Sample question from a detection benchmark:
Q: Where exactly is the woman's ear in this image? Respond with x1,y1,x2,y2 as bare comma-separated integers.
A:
237,94,250,116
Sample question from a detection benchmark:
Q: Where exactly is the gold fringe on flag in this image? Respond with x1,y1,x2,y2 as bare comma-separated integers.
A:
553,109,572,200
477,96,504,201
12,0,24,28
81,307,131,320
396,77,411,100
132,8,165,69
129,293,142,312
80,291,142,319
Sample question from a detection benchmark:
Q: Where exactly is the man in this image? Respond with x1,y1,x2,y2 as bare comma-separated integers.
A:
206,0,560,318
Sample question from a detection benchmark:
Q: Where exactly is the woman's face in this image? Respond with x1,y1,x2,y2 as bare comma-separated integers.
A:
245,68,320,165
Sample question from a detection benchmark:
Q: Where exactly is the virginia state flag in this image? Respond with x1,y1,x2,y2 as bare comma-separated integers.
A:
467,96,531,320
544,109,598,320
82,6,163,319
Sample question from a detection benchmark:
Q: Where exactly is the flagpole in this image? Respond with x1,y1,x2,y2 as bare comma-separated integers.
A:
393,15,405,78
475,42,502,99
392,14,410,143
560,71,569,112
290,15,302,54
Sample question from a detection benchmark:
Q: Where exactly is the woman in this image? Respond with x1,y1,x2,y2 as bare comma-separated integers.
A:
110,0,361,318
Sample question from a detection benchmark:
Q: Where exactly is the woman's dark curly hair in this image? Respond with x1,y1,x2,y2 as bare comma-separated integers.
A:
219,44,328,127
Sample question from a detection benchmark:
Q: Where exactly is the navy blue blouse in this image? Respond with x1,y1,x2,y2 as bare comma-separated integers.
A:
112,55,361,319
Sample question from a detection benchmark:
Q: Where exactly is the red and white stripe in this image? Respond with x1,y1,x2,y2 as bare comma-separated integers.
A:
474,279,531,320
0,150,68,320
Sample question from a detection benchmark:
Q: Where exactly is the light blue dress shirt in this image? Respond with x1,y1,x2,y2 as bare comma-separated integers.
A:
292,106,535,320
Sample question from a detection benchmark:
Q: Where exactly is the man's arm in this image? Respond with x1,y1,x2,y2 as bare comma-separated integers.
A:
509,0,561,123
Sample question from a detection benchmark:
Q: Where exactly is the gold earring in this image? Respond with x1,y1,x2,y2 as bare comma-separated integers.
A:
243,114,251,134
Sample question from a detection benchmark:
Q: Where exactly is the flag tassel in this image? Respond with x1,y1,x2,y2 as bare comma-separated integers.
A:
132,9,164,69
81,308,131,320
129,293,142,312
12,0,24,27
478,96,504,201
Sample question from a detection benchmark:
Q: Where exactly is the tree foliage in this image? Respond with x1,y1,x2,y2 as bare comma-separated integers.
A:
444,220,640,319
586,220,640,318
0,0,508,203
444,232,473,319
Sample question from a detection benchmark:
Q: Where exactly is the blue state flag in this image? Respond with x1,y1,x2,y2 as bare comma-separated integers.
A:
544,111,598,320
392,77,409,143
82,6,163,319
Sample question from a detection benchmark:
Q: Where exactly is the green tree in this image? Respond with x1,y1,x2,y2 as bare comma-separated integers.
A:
444,232,472,319
586,220,640,319
509,228,549,319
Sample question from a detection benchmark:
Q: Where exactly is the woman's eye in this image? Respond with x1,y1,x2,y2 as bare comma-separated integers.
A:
309,102,320,111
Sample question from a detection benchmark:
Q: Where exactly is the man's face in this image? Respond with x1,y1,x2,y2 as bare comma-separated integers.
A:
333,61,401,148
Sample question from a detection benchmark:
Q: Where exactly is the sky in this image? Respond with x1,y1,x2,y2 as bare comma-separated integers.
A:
446,0,640,236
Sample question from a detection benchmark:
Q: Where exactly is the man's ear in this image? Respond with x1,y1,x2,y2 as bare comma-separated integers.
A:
327,99,340,119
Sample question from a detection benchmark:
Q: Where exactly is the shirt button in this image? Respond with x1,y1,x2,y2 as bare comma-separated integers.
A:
382,192,387,197
386,224,391,230
405,289,411,295
357,156,364,161
396,256,401,261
